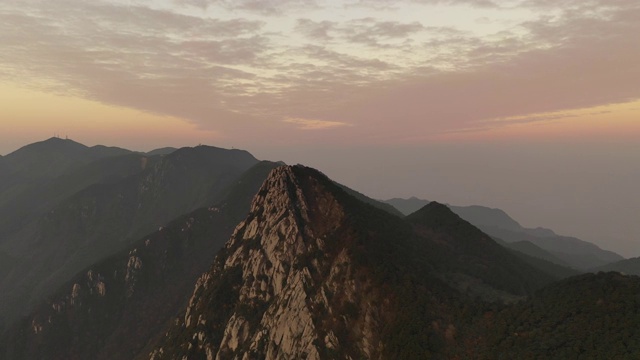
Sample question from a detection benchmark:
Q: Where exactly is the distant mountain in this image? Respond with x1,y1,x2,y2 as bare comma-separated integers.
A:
448,205,523,233
485,226,623,270
458,272,640,359
384,196,432,216
1,137,130,181
337,185,404,217
2,137,92,178
592,257,640,276
0,161,282,360
383,197,623,270
502,246,581,280
0,143,259,333
405,202,555,299
144,166,558,359
0,138,133,228
0,153,155,243
145,147,178,156
496,239,571,267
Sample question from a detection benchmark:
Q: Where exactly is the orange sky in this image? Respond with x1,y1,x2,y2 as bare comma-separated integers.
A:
440,101,640,143
2,81,638,154
0,82,220,153
2,0,639,154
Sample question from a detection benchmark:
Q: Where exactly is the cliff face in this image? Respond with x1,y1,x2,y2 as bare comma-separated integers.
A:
149,166,395,360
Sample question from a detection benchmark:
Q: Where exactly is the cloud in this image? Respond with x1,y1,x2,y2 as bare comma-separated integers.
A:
341,18,425,47
314,1,640,139
295,19,336,41
295,17,425,47
177,0,318,15
0,0,639,142
283,117,353,130
345,0,500,9
0,0,269,127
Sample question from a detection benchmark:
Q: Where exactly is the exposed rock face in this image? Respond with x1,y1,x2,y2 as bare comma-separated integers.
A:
147,165,562,360
149,166,392,360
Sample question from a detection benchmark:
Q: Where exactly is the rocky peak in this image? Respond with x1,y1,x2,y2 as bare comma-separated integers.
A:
147,165,560,360
149,165,392,359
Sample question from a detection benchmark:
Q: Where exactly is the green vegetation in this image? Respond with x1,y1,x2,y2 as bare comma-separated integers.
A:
593,257,640,276
459,272,640,359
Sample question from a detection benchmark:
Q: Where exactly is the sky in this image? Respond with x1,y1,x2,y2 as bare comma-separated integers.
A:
0,0,638,257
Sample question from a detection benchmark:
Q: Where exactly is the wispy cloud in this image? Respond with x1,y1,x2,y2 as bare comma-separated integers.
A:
295,17,425,47
283,117,353,130
0,0,638,140
176,0,318,15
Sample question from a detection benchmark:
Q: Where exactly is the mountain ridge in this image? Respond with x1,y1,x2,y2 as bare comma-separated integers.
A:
592,257,640,276
0,143,260,334
383,197,623,269
2,137,131,181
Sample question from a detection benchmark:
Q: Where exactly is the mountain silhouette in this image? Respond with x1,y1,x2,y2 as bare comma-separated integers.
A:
384,197,623,270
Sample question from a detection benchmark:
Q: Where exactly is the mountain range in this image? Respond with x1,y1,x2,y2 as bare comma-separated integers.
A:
384,197,623,270
0,139,637,359
0,138,258,332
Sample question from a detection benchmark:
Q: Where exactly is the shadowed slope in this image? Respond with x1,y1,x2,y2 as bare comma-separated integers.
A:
460,272,640,359
593,257,640,276
0,145,259,333
0,161,281,360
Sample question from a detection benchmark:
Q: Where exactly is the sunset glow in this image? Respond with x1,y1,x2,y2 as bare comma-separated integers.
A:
0,82,219,151
440,100,640,142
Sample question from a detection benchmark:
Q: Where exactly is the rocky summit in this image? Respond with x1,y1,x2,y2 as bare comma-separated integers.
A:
146,165,559,359
148,165,396,359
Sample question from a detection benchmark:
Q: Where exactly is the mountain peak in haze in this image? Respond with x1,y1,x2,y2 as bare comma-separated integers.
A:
9,137,87,157
449,204,523,232
2,137,131,180
147,165,560,359
145,147,178,156
383,197,623,270
150,164,430,359
406,201,460,226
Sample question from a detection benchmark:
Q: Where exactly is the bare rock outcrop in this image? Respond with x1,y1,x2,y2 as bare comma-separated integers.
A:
150,166,389,360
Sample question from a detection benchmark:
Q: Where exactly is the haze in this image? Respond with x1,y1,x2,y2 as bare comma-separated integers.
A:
0,0,638,257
